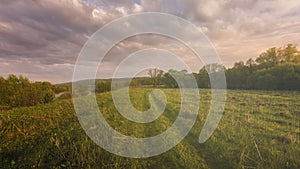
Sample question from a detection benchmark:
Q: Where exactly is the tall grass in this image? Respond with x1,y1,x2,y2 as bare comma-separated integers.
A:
0,89,299,168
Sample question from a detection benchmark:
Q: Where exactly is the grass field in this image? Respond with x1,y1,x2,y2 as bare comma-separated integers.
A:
0,89,299,169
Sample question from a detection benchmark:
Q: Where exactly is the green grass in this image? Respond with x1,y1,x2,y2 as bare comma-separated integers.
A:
0,89,299,168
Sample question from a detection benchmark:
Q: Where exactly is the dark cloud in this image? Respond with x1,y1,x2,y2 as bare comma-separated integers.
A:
0,0,299,83
0,0,101,63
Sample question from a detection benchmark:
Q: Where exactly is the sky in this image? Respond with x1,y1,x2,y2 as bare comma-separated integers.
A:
0,0,300,83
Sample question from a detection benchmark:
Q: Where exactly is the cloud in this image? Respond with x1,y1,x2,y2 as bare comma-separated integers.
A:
0,0,299,83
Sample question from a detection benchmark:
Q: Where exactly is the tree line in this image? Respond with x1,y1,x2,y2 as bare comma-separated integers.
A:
146,44,300,91
225,44,300,90
225,62,300,90
51,44,300,98
1,44,299,109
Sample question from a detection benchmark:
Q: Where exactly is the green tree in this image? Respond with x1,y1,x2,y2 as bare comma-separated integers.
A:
279,44,299,63
0,75,55,109
95,80,112,93
197,67,210,88
226,62,249,89
256,47,279,68
130,77,141,88
246,58,255,73
148,68,164,88
162,69,178,88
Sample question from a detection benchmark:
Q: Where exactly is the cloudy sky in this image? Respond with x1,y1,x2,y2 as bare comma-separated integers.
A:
0,0,299,83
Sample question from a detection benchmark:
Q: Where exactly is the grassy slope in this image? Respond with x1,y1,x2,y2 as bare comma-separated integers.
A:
0,89,299,169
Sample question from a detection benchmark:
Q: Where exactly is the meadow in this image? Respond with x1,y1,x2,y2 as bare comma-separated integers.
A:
0,89,299,169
